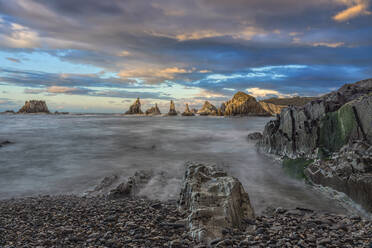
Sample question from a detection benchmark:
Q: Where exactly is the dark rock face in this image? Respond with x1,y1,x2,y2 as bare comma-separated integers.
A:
197,101,218,116
168,100,178,116
218,102,226,116
18,100,50,114
247,132,263,140
223,92,270,116
182,104,195,116
125,98,143,115
145,103,161,115
179,162,254,243
0,140,12,148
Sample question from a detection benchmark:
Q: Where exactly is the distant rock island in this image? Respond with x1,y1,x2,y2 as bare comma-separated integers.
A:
197,101,218,116
182,104,194,116
220,92,270,116
125,97,143,115
167,100,178,116
145,103,161,115
18,100,50,114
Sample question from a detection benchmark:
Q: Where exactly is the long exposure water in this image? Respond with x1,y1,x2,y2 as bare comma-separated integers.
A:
0,114,349,214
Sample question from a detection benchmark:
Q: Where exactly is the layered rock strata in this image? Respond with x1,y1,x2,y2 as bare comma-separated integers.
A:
197,101,218,116
259,101,286,115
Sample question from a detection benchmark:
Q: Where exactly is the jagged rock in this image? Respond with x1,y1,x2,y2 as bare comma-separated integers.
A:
247,132,263,140
178,162,254,243
223,92,270,116
18,100,50,114
217,103,226,116
197,101,218,116
182,104,195,116
125,98,143,115
259,101,286,115
168,100,178,116
145,103,161,115
305,141,372,212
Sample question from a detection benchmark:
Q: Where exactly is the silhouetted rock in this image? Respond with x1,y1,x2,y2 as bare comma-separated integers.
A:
197,101,218,116
223,92,270,116
182,104,195,116
168,100,178,116
125,98,143,115
54,111,69,115
145,103,161,115
18,100,50,114
179,162,254,243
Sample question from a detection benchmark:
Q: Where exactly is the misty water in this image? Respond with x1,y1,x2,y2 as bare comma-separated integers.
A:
0,114,349,214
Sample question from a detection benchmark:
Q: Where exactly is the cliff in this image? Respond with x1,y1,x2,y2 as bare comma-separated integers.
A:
18,100,50,114
259,101,286,115
222,92,271,116
125,98,143,114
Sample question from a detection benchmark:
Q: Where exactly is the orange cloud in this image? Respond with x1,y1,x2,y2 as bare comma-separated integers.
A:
333,0,371,22
47,86,78,93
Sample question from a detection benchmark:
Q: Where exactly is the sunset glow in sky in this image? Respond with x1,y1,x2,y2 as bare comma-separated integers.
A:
0,0,371,112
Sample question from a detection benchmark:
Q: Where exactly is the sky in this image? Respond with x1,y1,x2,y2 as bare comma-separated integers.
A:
0,0,371,113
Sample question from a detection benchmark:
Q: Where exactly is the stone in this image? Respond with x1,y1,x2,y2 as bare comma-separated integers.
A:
223,92,270,116
182,104,195,116
178,162,254,244
247,132,263,140
18,100,50,114
258,101,286,115
197,101,218,116
145,103,161,115
168,100,178,116
0,140,12,148
125,98,143,115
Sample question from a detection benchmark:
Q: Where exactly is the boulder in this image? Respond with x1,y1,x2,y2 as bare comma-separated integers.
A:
247,132,263,140
197,101,218,116
178,162,254,243
125,98,143,115
168,100,178,116
223,92,270,116
182,104,195,116
145,103,161,115
259,101,286,115
17,100,50,114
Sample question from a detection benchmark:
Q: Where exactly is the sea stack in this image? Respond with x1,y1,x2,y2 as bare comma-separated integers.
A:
182,104,195,116
145,103,161,115
197,101,218,116
125,97,143,115
168,100,178,116
223,92,270,116
18,100,50,114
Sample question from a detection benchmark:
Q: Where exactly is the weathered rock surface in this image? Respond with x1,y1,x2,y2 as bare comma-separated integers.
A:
178,162,254,243
259,101,286,115
182,104,195,116
125,98,143,115
247,132,263,140
197,101,218,116
168,100,178,116
17,100,50,114
145,103,161,115
223,92,270,116
305,141,372,212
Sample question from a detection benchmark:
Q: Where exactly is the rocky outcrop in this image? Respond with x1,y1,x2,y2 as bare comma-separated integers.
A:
125,98,143,115
145,103,161,115
217,103,226,116
179,162,254,243
223,92,270,116
197,101,218,116
191,108,198,114
247,132,263,140
259,101,286,115
0,140,12,148
305,141,372,212
18,100,50,114
168,100,178,116
182,104,195,116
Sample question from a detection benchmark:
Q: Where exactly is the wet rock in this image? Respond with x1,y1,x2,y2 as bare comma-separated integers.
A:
179,161,255,243
182,104,195,116
18,100,50,114
247,132,263,140
197,101,218,116
145,103,161,115
125,97,143,115
168,100,178,116
223,92,270,116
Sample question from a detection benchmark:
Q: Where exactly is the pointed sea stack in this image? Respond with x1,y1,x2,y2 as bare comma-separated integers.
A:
18,100,50,114
197,101,218,116
125,97,143,115
223,92,270,116
145,103,161,115
182,103,195,116
167,100,178,116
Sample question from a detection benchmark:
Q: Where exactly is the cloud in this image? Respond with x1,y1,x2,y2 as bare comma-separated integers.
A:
246,87,295,98
47,86,80,93
333,0,371,22
118,67,192,82
6,57,21,63
311,42,345,48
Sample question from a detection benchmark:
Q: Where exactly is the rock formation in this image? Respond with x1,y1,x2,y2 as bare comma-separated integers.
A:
179,162,254,243
259,101,286,115
125,98,143,115
197,101,218,116
217,102,226,116
191,108,198,114
261,96,316,107
223,92,270,116
182,104,195,116
145,103,161,115
247,132,263,140
259,78,372,212
168,100,178,116
0,140,12,148
18,100,50,114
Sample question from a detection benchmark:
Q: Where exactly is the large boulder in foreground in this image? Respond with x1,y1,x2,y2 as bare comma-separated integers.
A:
223,92,270,116
125,98,143,115
168,100,178,116
182,104,195,116
197,101,218,116
145,103,161,115
18,100,50,114
179,162,254,243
